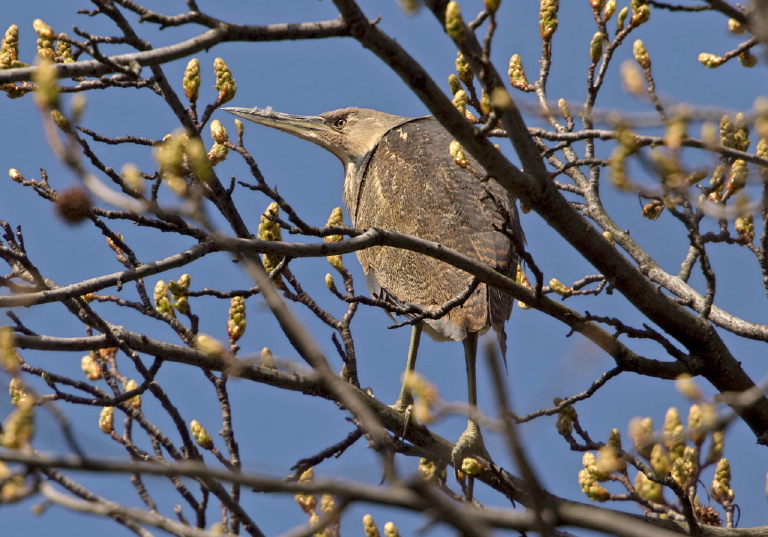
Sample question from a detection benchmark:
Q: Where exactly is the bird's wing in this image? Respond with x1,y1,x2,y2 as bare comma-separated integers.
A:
353,117,522,342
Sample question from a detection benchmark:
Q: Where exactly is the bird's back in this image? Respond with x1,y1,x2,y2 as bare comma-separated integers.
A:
348,117,522,348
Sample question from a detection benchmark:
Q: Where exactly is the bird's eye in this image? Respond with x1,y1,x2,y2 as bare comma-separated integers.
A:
333,118,347,129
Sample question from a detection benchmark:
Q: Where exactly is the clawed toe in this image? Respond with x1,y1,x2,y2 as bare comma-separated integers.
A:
451,423,491,472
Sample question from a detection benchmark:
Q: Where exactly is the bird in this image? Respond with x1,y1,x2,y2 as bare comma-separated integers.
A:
224,106,523,466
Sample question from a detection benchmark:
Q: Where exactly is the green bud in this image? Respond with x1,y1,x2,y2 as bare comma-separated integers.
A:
183,58,200,102
635,471,663,503
227,296,246,343
461,457,484,475
698,53,725,69
190,419,214,450
448,73,461,95
711,458,734,504
617,7,629,31
213,57,237,104
590,32,603,64
444,2,465,42
628,416,654,459
508,54,529,90
124,379,141,408
195,334,225,358
455,52,473,86
739,50,758,68
539,0,559,39
603,0,616,21
633,39,650,69
363,514,380,537
261,347,276,369
99,406,114,434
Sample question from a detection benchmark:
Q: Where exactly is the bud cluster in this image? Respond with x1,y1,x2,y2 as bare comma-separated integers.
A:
213,57,237,104
1,381,35,449
444,2,465,42
539,0,559,40
508,54,530,91
259,202,285,289
578,394,730,526
227,296,246,343
325,207,346,273
291,468,341,537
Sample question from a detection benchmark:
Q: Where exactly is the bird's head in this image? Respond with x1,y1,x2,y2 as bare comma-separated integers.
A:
223,107,413,167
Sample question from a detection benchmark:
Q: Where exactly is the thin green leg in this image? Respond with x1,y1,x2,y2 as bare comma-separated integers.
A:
392,322,422,412
461,331,483,443
452,331,490,472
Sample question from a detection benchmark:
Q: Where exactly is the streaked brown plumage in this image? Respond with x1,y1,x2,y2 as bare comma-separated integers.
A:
225,106,523,464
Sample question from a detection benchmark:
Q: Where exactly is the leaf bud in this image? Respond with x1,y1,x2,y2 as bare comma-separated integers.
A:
675,373,702,400
711,458,734,504
663,407,684,460
227,296,246,343
190,419,214,450
727,18,744,34
124,379,141,409
153,280,176,318
578,468,610,501
642,200,663,220
99,406,114,434
455,52,473,86
383,521,400,537
539,0,559,39
461,457,484,475
632,39,650,69
183,58,200,102
213,57,237,104
363,514,380,537
616,6,629,30
634,471,663,503
603,0,616,21
698,53,725,69
725,159,748,197
735,213,754,244
444,2,465,42
508,54,529,90
261,347,276,369
448,73,461,95
704,429,724,466
81,354,102,381
589,32,603,64
628,416,654,459
739,50,758,68
195,334,225,358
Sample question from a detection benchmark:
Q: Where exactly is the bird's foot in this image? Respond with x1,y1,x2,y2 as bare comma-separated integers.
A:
389,395,414,439
451,423,491,475
390,393,413,413
451,423,491,502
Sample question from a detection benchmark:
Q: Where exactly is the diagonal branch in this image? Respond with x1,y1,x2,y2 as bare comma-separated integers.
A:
329,0,768,444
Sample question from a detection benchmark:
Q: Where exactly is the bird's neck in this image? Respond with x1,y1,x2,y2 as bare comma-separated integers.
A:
342,156,371,225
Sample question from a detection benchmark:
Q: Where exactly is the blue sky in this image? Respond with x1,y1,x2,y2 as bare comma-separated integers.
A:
1,1,767,536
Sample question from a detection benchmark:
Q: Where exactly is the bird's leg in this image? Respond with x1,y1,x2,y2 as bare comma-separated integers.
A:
391,322,422,412
452,331,491,474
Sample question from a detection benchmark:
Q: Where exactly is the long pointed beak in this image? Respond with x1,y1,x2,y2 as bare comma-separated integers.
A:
223,107,334,144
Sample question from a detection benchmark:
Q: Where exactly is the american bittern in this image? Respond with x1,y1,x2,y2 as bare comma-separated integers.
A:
225,106,523,466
